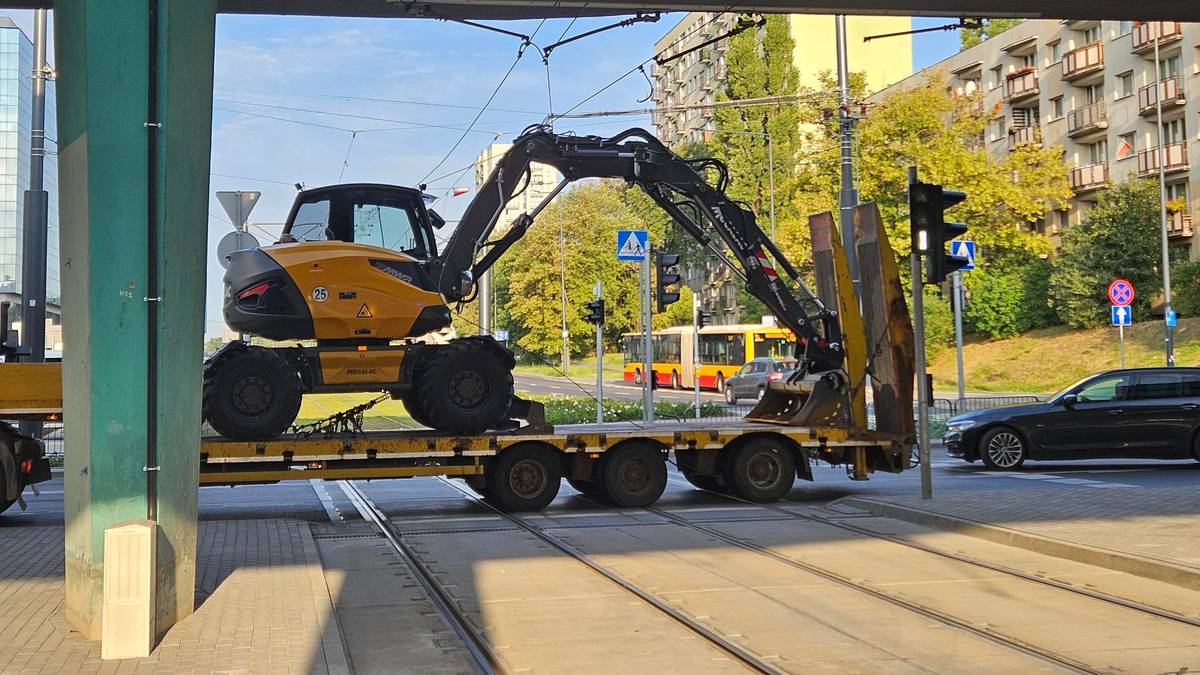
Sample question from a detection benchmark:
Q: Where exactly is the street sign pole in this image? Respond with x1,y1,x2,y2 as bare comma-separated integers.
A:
953,271,965,404
595,281,604,424
1119,323,1125,369
909,167,932,501
642,248,654,423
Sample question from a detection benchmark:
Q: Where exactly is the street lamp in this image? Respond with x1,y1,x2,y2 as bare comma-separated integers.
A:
1152,23,1175,366
707,128,776,242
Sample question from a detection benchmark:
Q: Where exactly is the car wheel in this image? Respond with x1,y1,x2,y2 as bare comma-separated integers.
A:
756,386,765,401
671,371,681,390
979,427,1027,470
715,373,726,393
633,368,643,385
724,387,737,405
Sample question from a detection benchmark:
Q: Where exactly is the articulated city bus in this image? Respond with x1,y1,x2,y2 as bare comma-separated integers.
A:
621,324,795,391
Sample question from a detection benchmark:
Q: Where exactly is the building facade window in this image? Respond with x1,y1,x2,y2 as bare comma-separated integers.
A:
1159,54,1181,79
990,117,1006,141
1048,40,1062,63
1086,139,1108,164
1020,53,1036,70
1116,71,1134,99
1080,25,1101,45
1117,20,1133,36
1050,96,1064,119
989,65,1003,89
1084,82,1104,104
1117,132,1136,160
1161,118,1187,144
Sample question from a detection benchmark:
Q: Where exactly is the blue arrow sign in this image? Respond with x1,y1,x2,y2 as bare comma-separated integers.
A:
1111,305,1132,326
950,240,976,271
616,229,649,261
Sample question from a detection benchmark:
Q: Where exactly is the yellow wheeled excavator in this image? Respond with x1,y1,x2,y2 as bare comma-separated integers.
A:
203,125,872,440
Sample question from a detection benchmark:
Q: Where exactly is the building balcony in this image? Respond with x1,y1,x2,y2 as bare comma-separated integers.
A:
1137,141,1189,177
1138,76,1186,116
1131,21,1184,54
1070,162,1108,193
1067,100,1108,138
1168,210,1193,238
1004,68,1039,103
1062,42,1104,81
1008,125,1042,150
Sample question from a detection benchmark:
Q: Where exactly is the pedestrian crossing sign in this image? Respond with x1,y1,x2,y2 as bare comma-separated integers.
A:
951,240,976,271
616,229,649,261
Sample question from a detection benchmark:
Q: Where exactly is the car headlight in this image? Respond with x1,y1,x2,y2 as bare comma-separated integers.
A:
946,420,977,432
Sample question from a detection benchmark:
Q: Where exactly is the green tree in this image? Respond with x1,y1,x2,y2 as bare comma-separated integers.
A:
963,260,1057,339
1049,179,1163,328
857,75,1070,267
960,19,1023,49
504,182,665,359
1171,259,1200,318
654,285,694,329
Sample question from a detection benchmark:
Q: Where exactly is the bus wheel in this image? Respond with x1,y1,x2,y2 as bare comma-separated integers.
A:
487,443,561,512
671,371,681,390
601,442,667,508
715,373,726,393
634,368,643,385
723,437,796,503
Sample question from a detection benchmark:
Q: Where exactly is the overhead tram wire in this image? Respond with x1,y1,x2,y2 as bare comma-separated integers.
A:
212,86,543,116
548,4,753,123
214,98,516,135
418,19,548,187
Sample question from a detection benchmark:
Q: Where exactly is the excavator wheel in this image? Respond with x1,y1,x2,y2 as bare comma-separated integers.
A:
400,390,436,429
414,340,514,435
204,345,303,440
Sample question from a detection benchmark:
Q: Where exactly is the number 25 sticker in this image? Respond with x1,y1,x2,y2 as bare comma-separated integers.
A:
311,286,328,303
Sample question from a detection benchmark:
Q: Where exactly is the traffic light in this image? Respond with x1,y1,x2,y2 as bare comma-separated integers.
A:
655,251,681,313
696,308,712,329
583,299,605,325
909,181,969,284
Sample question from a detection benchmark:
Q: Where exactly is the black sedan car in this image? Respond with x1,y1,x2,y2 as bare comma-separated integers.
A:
944,368,1200,470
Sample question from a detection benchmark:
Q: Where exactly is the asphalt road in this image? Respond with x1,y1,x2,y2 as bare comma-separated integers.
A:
6,446,1197,527
514,371,727,404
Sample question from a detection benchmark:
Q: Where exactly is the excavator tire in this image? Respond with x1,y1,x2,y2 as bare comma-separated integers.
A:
400,390,436,429
204,345,303,440
415,340,514,435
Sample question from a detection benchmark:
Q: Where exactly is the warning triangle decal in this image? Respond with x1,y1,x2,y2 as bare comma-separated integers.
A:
356,303,373,318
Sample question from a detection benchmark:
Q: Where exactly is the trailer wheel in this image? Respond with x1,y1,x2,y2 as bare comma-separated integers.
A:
567,478,606,500
487,443,561,512
723,437,796,503
204,346,303,440
600,442,667,508
462,473,490,497
417,341,514,435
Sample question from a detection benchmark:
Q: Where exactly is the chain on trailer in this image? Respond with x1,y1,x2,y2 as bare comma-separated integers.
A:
289,392,391,438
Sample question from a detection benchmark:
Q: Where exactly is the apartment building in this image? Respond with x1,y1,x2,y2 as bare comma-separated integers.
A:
873,20,1200,259
651,13,913,148
473,143,561,228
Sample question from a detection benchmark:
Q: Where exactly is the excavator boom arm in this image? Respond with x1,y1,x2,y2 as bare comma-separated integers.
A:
429,126,844,375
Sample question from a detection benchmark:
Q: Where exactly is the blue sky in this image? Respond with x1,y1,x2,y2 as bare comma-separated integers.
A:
0,10,960,338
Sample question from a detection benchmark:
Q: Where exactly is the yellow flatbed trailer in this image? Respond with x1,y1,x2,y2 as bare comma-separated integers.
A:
199,421,909,510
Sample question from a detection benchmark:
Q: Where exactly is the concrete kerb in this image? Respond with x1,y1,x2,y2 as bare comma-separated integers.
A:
299,522,351,675
838,496,1200,592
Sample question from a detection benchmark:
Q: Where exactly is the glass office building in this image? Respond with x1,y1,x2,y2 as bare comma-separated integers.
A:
0,17,60,344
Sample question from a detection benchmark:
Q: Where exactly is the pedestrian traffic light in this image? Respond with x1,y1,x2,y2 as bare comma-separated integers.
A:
696,308,712,329
656,251,682,313
583,299,605,325
909,181,969,284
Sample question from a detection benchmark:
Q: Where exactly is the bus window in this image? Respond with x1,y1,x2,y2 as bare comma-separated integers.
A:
753,336,795,359
623,336,642,363
699,333,746,366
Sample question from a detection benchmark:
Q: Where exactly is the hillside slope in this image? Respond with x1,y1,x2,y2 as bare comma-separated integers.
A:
928,317,1200,394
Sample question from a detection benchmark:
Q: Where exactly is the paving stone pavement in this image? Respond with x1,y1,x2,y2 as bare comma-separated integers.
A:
0,519,343,674
846,485,1200,571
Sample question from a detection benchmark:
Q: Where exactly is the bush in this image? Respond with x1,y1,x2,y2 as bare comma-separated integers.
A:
923,286,955,357
964,259,1058,339
1171,260,1200,319
536,397,726,425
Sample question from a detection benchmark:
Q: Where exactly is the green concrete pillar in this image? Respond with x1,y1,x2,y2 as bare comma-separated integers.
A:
57,0,216,641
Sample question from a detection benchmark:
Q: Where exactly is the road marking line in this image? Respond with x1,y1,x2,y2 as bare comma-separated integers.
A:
310,478,344,524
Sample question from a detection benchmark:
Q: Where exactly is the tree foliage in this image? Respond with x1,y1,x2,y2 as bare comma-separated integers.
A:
960,19,1023,49
1049,179,1163,328
1171,259,1200,318
963,260,1057,339
857,76,1070,267
503,181,666,359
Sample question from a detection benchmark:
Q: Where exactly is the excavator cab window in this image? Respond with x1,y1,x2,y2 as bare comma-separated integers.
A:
282,184,438,260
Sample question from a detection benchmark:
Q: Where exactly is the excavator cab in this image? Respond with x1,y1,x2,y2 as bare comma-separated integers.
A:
280,184,441,260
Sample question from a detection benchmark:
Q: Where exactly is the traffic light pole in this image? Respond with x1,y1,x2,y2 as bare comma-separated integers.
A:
642,249,654,423
909,167,932,500
692,294,701,420
953,271,965,404
594,281,604,424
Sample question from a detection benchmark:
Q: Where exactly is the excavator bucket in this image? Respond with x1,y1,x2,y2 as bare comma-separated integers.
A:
746,212,867,428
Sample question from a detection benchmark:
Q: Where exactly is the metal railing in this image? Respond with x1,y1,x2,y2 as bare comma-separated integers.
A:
1138,75,1185,115
1066,100,1107,137
1169,210,1193,238
1132,21,1183,53
1062,41,1103,80
1069,162,1108,191
1007,125,1041,150
1137,141,1189,177
1004,68,1039,102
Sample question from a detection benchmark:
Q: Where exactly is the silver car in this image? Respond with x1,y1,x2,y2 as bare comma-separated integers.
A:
724,357,796,404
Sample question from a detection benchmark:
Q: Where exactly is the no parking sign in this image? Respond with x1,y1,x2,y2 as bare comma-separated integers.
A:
1107,279,1134,306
